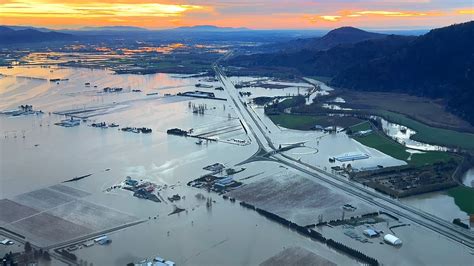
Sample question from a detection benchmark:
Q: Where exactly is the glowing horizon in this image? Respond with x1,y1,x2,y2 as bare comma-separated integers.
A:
0,0,472,29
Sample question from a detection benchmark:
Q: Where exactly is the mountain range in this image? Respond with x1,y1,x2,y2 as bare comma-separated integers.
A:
267,27,388,52
230,21,474,125
0,26,74,44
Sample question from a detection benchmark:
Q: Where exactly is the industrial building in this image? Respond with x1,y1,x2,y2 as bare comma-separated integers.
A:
384,234,402,246
363,229,379,238
214,176,235,190
334,152,370,162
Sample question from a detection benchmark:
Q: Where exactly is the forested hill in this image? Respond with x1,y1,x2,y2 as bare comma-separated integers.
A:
266,26,387,52
332,21,474,124
229,21,474,125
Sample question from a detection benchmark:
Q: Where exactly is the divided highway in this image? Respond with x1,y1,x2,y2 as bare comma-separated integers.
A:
213,63,474,250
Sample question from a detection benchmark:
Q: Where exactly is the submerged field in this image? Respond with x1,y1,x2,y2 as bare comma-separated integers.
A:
373,110,474,151
229,173,373,225
351,125,460,166
295,86,474,150
340,91,474,132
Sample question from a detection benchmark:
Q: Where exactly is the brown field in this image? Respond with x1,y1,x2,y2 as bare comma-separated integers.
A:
2,186,139,247
260,247,336,266
339,90,474,132
229,173,373,225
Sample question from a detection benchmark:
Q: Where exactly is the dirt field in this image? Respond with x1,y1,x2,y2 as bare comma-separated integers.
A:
260,246,336,266
340,90,473,132
9,212,93,246
2,185,139,247
0,199,39,224
229,173,373,225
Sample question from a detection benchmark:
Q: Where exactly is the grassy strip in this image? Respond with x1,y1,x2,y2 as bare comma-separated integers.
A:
353,130,459,166
447,186,474,215
349,121,371,132
269,114,328,130
373,110,474,150
268,114,363,131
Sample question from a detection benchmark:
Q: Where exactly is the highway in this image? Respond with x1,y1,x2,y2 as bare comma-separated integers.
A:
213,62,474,250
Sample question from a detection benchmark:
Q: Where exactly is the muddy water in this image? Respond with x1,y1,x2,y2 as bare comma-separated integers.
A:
0,66,353,265
1,66,472,265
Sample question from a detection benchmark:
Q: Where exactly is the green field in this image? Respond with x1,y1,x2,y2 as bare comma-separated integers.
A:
349,121,371,132
447,186,474,214
268,114,363,131
353,130,459,166
374,110,474,150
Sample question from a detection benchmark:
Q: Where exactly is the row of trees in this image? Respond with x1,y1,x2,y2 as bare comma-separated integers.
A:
239,201,380,265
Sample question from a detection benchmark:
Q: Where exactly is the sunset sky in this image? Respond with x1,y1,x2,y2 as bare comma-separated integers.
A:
0,0,473,29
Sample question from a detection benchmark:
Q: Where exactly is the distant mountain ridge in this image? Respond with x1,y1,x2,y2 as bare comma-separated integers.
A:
79,26,149,31
72,25,249,32
332,21,474,124
307,26,387,50
1,25,53,32
0,26,74,44
171,25,250,31
267,26,387,52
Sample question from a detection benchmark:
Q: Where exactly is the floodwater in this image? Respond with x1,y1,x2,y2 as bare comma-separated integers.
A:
401,191,469,222
462,168,474,188
0,66,353,265
1,66,473,265
379,117,449,151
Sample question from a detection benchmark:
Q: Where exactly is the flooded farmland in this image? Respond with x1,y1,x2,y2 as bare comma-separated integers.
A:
1,66,473,265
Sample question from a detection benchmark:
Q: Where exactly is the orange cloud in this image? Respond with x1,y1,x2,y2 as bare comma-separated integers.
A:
0,0,472,29
457,9,474,15
0,0,207,18
356,10,430,17
320,16,342,22
309,9,444,24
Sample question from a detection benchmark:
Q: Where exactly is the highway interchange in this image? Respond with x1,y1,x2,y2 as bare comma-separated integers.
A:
213,61,474,250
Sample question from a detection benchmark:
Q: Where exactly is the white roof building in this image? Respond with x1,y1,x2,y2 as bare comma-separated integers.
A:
384,234,402,245
1,239,14,245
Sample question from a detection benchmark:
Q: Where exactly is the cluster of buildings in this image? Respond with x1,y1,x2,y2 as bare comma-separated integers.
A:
178,90,226,101
189,175,241,193
213,176,235,190
90,122,119,128
134,256,175,266
0,104,43,117
103,87,123,93
123,176,161,203
362,229,402,246
55,117,81,127
121,127,153,134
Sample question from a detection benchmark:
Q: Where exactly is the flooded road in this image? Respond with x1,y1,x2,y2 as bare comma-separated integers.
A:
1,66,473,265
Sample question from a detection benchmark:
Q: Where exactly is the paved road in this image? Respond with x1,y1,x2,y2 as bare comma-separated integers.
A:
213,62,474,249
